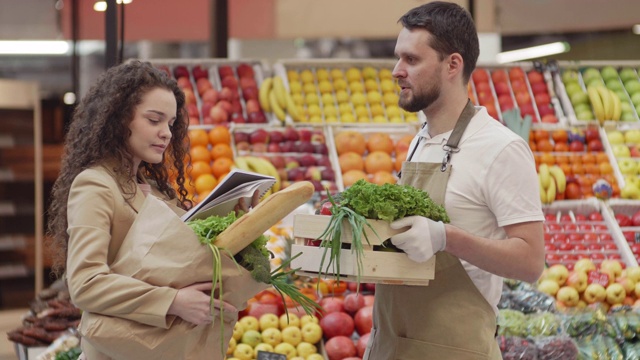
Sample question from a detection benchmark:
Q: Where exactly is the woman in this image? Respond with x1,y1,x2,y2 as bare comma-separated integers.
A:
48,60,256,359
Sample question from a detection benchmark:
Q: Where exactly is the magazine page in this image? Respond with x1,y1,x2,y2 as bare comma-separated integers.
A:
181,168,275,221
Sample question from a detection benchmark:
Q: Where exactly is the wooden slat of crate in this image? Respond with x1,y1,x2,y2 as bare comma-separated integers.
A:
293,214,403,246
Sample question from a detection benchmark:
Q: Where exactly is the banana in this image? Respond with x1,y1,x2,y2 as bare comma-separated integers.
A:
273,76,287,110
548,165,566,194
538,163,551,190
610,88,622,121
539,175,547,204
250,156,281,193
285,91,301,122
596,85,613,120
545,177,556,204
587,85,605,123
234,156,251,171
259,77,273,113
269,90,287,122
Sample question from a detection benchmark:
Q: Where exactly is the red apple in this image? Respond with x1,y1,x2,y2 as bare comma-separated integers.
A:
588,212,604,221
343,293,366,315
246,99,261,114
201,88,219,104
236,63,255,79
173,65,189,79
357,332,371,358
616,213,633,227
209,105,228,124
196,77,213,96
218,65,234,79
269,130,285,143
493,82,510,96
325,336,357,360
319,312,354,339
530,82,548,94
221,75,239,89
319,297,344,315
534,92,551,106
176,76,192,90
242,86,259,101
239,77,257,90
249,129,269,144
569,140,585,152
587,139,603,152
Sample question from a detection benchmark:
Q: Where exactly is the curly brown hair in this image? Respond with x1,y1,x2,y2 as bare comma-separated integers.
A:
48,60,192,277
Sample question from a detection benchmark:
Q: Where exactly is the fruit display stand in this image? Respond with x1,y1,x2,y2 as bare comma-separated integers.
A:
470,62,568,127
607,198,640,264
553,61,640,127
602,126,640,199
147,58,274,126
272,59,423,126
542,198,637,269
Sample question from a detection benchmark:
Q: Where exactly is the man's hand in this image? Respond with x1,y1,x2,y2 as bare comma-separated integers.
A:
390,216,446,263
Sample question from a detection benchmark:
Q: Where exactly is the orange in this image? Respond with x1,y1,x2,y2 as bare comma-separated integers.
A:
188,129,209,148
581,153,596,164
533,129,549,143
187,161,211,180
212,157,234,178
571,163,585,175
553,142,569,152
208,126,231,145
395,150,408,173
210,143,234,160
334,131,366,155
190,145,211,163
559,163,572,176
395,135,414,155
595,152,609,163
529,141,537,152
194,174,217,194
555,154,569,164
539,153,555,166
536,139,553,152
551,129,568,143
565,183,581,200
339,152,365,172
584,163,600,175
364,151,394,174
599,162,613,175
569,154,583,165
371,171,397,185
195,190,212,204
342,169,368,187
366,133,394,155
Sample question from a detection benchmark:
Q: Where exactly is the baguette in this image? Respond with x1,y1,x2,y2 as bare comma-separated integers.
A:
215,181,315,255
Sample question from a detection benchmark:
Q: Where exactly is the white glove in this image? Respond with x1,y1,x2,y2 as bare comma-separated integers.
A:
390,216,446,263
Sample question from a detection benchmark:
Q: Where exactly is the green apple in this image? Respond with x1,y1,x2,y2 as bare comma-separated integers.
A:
616,90,630,102
618,158,638,175
607,130,624,145
573,103,591,114
622,182,640,199
586,78,604,89
625,129,640,144
622,112,637,122
601,66,619,82
624,175,640,188
259,313,280,331
620,67,638,83
576,109,595,121
631,93,640,107
606,79,623,92
611,144,631,158
625,79,640,95
241,329,262,348
636,104,640,116
621,102,632,113
562,70,580,84
564,82,583,98
570,91,589,106
582,67,602,84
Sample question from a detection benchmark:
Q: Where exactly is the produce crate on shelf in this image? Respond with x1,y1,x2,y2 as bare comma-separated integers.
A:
290,214,435,286
328,124,418,191
601,125,640,194
554,60,640,128
607,198,640,264
273,59,424,126
230,124,341,195
145,58,275,127
470,62,568,127
542,198,637,269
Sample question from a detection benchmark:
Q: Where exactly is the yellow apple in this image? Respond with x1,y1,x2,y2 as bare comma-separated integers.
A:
239,316,259,332
233,343,254,360
574,258,596,274
260,327,283,347
379,68,393,80
232,321,245,341
305,93,319,106
583,283,607,304
334,79,348,92
274,342,297,358
330,68,344,80
625,266,640,283
537,279,560,296
546,264,569,286
300,70,314,84
300,314,319,327
316,69,330,82
279,313,300,329
606,283,627,305
556,286,580,307
306,354,325,360
346,68,362,82
301,322,323,344
227,337,236,356
259,313,280,331
600,259,623,279
296,341,317,358
254,342,275,354
281,325,302,346
240,329,262,348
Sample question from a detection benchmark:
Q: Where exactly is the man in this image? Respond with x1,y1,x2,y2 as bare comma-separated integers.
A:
363,2,544,359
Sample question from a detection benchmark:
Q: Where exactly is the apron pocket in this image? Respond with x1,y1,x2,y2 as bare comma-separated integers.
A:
362,328,377,360
394,336,488,360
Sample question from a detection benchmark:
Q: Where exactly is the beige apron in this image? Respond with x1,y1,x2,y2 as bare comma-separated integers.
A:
364,101,502,360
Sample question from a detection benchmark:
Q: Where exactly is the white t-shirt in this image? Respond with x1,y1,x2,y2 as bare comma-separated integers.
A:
408,107,544,314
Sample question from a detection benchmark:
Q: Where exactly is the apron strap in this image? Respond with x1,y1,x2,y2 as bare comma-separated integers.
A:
400,99,477,177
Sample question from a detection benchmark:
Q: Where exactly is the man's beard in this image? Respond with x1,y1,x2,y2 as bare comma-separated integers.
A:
398,83,441,113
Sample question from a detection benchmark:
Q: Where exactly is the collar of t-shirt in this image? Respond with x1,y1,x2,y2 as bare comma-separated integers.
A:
416,106,488,146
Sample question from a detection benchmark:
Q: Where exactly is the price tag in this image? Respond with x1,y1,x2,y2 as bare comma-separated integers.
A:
256,350,287,360
587,270,610,287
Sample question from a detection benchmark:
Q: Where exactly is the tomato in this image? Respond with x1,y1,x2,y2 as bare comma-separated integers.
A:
320,201,334,215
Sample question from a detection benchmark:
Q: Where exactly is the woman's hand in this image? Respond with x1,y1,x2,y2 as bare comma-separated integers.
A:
167,282,238,325
234,190,261,215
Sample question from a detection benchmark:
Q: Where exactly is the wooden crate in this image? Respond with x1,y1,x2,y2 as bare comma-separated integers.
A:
291,214,435,285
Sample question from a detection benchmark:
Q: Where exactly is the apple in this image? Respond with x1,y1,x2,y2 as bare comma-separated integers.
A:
287,168,305,182
314,143,329,155
305,167,322,181
608,130,626,145
618,159,638,175
601,259,624,279
568,140,585,152
631,145,640,158
249,302,280,319
324,336,357,360
556,286,580,307
285,156,300,169
283,127,300,142
191,65,209,80
281,325,302,346
279,141,295,153
233,343,254,360
251,143,268,153
296,342,317,358
319,297,344,315
259,313,280,331
299,154,317,167
269,130,285,144
241,329,262,347
343,293,366,315
626,129,640,144
274,342,297,358
566,271,588,293
236,63,254,78
259,328,282,348
267,142,282,153
574,258,596,273
248,111,267,123
300,314,320,327
245,99,261,114
301,322,322,344
239,315,259,332
299,141,316,153
616,276,636,295
546,264,569,286
249,129,269,144
310,132,325,144
354,305,373,335
227,337,236,356
269,155,286,170
321,168,336,181
280,313,300,329
319,311,355,339
537,279,559,296
583,283,607,304
210,105,229,124
606,283,627,305
587,139,603,152
615,213,633,227
232,321,245,341
357,332,371,358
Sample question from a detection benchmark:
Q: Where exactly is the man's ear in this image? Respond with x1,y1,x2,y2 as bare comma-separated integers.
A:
447,53,464,78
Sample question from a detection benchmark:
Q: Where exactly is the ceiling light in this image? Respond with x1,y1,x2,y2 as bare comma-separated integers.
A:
94,0,132,12
0,41,69,55
496,42,570,64
633,25,640,35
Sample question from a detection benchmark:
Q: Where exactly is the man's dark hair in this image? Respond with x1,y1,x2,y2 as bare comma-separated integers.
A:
399,1,479,83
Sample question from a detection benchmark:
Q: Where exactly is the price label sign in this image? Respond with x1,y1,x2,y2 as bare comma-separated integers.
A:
587,270,610,287
256,351,287,360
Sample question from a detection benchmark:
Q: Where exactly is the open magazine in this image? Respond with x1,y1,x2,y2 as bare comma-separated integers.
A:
181,168,276,221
